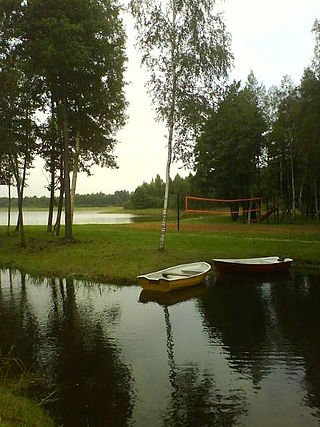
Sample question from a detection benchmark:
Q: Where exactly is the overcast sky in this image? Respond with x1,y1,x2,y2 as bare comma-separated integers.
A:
1,0,319,197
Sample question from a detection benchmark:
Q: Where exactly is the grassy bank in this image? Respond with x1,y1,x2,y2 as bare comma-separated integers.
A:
0,218,319,282
0,355,54,427
0,384,55,427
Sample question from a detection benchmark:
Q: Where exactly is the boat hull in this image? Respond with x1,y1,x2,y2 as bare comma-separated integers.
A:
213,257,293,274
137,272,208,292
137,262,211,293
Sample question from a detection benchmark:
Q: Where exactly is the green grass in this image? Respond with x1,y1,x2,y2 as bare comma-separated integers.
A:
0,354,55,427
0,384,55,427
0,218,319,283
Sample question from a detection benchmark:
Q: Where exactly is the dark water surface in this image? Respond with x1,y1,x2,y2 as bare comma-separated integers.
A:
0,269,320,426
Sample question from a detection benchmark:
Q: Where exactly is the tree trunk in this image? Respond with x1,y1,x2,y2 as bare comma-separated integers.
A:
159,3,176,252
159,128,173,251
11,154,26,247
47,97,56,232
299,183,304,215
7,181,11,236
290,148,295,222
54,155,64,236
315,180,319,219
279,159,283,199
17,186,26,247
47,156,55,232
62,84,73,242
247,200,252,224
16,210,21,231
71,129,80,223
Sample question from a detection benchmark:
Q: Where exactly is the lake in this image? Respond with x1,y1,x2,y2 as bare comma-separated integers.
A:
0,269,319,426
0,210,136,225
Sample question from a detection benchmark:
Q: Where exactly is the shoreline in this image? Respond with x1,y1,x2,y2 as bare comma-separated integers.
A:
1,222,319,283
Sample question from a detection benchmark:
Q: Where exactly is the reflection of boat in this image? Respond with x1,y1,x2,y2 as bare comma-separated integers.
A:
139,285,208,306
213,256,293,274
214,270,293,288
137,262,211,292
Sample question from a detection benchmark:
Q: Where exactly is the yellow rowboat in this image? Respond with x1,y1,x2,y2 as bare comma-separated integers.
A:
137,261,211,292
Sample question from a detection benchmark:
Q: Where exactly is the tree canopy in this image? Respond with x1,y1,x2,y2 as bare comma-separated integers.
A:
130,0,233,249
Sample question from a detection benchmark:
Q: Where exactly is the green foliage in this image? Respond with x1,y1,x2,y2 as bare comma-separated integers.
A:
125,174,192,209
264,68,320,217
75,190,130,207
1,0,128,241
193,75,267,198
0,190,131,208
23,0,127,158
130,0,233,163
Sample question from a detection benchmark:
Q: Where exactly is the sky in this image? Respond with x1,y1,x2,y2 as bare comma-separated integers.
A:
1,0,319,197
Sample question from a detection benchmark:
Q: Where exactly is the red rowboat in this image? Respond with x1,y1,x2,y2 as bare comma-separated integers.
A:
213,256,293,274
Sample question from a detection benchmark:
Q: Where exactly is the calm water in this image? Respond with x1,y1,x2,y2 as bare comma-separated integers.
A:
0,210,136,225
0,269,320,426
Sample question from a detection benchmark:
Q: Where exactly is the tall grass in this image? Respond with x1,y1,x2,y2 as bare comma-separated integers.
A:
0,348,55,426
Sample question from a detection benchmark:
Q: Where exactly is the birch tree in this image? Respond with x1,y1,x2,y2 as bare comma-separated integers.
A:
130,0,232,251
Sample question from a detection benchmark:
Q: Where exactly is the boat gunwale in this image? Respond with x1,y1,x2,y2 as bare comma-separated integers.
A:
212,256,293,266
137,261,212,282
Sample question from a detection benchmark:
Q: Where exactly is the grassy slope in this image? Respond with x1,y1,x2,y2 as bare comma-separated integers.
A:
0,384,55,427
0,218,319,283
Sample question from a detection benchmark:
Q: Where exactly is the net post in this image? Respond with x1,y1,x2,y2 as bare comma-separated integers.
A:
177,193,180,231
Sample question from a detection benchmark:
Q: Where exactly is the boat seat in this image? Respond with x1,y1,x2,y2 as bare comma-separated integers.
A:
181,270,202,274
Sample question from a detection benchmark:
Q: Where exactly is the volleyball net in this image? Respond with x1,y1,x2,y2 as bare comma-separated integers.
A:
185,196,263,217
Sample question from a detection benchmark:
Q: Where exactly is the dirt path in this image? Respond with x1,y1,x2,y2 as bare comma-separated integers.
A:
129,221,320,234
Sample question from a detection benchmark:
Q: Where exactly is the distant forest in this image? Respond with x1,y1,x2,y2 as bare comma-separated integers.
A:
0,190,130,208
0,174,192,209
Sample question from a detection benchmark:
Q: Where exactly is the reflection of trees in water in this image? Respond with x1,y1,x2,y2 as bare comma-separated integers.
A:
0,269,40,368
41,277,134,427
200,272,320,418
0,271,134,426
198,282,271,386
270,273,320,416
162,306,248,426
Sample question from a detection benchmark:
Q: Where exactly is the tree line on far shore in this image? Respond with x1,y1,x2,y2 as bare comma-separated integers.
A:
0,189,130,209
0,173,192,210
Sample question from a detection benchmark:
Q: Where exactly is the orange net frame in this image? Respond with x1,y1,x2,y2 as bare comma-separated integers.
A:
185,196,263,215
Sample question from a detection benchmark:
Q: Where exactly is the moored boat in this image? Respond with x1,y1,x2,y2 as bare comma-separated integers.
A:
137,261,211,292
213,256,293,274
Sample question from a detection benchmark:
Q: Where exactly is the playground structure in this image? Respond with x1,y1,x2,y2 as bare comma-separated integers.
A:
185,195,281,223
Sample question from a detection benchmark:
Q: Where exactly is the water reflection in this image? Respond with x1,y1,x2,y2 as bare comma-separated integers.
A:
270,273,320,418
139,285,208,306
0,271,133,426
0,268,319,426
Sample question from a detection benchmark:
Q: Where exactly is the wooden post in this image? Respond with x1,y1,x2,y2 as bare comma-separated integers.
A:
177,193,180,231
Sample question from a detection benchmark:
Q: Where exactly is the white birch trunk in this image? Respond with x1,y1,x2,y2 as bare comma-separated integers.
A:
159,2,176,251
290,148,295,222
